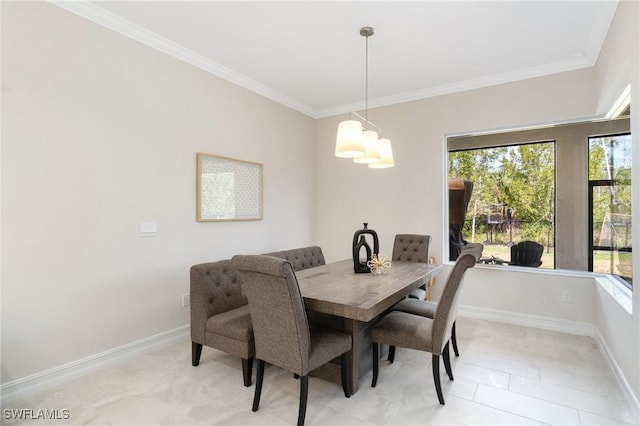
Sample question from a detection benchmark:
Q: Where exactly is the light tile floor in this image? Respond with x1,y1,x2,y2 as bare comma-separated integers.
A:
2,318,638,425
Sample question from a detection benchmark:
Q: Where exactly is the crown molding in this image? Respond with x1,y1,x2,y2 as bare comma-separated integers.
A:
48,0,320,118
48,0,602,121
316,56,595,118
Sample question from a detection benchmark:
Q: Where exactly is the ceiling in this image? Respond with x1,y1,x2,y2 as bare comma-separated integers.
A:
54,1,620,118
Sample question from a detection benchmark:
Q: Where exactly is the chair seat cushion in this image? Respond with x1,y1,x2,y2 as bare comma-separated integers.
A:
392,298,436,318
307,325,352,372
407,288,427,300
372,311,433,352
206,305,253,341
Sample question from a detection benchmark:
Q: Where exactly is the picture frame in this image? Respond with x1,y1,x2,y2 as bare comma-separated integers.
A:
196,152,263,222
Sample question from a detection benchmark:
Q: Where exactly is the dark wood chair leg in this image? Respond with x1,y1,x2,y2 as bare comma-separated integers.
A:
387,345,396,363
192,342,203,367
252,360,265,412
297,375,309,426
242,357,253,387
451,321,460,357
340,352,351,398
432,354,445,405
372,342,379,387
443,342,454,381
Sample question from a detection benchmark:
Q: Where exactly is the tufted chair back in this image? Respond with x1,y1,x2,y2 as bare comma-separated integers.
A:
190,259,246,344
392,234,431,263
232,255,312,375
263,246,325,271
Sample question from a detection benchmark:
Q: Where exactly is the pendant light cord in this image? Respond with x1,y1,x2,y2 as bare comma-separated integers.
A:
365,33,369,128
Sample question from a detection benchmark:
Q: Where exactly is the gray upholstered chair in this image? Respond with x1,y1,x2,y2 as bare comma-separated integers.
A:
231,255,352,426
392,234,432,300
190,260,254,387
371,243,483,405
391,232,458,355
391,298,462,357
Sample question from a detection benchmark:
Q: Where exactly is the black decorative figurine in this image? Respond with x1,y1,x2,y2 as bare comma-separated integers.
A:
352,223,380,273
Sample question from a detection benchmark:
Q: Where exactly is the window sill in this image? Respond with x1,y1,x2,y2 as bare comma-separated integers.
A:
594,274,633,315
468,263,633,314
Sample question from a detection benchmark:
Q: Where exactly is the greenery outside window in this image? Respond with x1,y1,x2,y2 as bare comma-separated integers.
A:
449,142,555,267
588,133,633,288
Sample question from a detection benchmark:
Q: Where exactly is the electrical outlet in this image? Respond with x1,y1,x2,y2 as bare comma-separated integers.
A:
561,290,571,303
182,293,190,307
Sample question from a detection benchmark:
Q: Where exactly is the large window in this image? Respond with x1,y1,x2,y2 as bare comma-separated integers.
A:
447,117,630,275
588,133,633,287
449,142,555,267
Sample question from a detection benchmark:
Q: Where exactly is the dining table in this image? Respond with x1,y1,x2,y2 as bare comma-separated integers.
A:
296,259,442,393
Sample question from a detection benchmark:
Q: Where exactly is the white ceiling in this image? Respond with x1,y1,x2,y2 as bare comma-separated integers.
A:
53,1,620,118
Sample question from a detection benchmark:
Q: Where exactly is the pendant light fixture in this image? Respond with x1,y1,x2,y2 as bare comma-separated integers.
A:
334,26,394,168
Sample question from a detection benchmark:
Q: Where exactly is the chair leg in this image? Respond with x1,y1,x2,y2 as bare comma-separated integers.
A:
192,342,203,367
372,342,379,387
451,321,460,357
443,342,454,381
297,375,309,426
340,352,351,398
242,357,253,387
387,345,396,363
432,354,445,405
252,360,265,412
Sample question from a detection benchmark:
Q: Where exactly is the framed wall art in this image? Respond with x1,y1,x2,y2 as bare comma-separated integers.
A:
196,153,263,222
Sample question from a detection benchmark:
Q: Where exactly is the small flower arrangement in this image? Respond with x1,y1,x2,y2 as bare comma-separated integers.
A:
367,253,391,275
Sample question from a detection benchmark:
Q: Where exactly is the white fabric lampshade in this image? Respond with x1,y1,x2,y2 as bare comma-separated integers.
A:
368,138,394,168
335,120,365,158
353,130,381,164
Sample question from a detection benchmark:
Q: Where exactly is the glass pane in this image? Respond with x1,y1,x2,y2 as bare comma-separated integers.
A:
591,184,633,248
589,133,632,287
592,249,633,284
589,134,632,182
448,142,555,268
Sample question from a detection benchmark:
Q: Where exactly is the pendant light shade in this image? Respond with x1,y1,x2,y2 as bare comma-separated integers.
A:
335,120,366,158
353,130,381,163
368,138,394,168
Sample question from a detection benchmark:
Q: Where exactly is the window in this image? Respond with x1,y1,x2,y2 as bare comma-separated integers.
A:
588,133,633,288
447,117,630,273
449,142,555,267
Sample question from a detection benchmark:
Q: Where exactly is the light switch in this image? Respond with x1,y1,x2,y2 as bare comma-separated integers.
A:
139,222,158,237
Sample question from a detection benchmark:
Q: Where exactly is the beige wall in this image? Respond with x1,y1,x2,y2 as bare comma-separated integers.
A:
593,0,640,401
1,2,315,382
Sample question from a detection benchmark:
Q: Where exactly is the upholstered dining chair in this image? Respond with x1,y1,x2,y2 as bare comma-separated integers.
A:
392,234,432,300
371,243,483,405
231,255,352,426
390,233,459,356
390,298,461,358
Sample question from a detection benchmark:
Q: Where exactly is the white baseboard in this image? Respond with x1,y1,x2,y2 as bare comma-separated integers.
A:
458,305,640,421
458,304,596,336
594,328,640,422
1,325,190,405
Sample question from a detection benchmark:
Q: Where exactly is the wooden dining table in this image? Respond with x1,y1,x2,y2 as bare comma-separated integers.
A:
296,259,442,393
